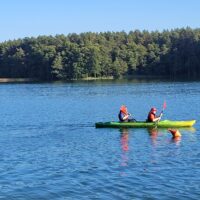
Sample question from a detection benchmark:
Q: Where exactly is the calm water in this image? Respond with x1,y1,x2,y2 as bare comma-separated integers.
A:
0,80,199,199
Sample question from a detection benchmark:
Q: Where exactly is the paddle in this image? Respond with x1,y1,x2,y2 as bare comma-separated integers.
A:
128,112,137,122
158,101,167,122
154,101,166,127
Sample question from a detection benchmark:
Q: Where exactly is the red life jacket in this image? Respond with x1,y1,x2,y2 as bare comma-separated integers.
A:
147,111,155,122
120,105,128,115
119,105,128,122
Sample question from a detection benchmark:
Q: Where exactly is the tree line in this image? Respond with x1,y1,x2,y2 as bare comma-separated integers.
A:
0,27,200,80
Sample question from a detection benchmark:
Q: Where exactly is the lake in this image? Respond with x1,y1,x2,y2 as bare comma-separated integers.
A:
0,80,199,199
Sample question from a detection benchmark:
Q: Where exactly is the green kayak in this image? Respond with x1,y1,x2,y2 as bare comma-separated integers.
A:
95,120,196,128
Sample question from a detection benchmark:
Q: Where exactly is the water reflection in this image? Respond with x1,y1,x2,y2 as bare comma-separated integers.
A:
147,127,183,146
178,127,196,133
119,128,129,168
148,127,196,146
148,127,159,146
170,135,182,145
120,128,129,152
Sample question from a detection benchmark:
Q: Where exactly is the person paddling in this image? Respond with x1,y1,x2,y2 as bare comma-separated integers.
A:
118,105,136,122
147,107,162,122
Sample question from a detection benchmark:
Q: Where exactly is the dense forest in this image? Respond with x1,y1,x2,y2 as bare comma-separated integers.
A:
1,27,200,80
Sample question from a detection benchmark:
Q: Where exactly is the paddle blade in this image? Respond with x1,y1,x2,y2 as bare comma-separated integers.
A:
163,101,167,110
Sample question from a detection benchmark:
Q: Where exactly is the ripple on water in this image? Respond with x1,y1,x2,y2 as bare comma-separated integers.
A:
0,82,200,199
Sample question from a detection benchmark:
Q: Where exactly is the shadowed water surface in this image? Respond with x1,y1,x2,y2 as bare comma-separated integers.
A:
0,80,199,199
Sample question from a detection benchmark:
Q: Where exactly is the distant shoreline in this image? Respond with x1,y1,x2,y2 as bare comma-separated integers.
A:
0,77,114,83
0,75,199,83
1,28,200,81
0,78,36,83
0,76,165,83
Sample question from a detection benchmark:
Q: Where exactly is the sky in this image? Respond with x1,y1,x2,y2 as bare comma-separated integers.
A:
1,0,200,42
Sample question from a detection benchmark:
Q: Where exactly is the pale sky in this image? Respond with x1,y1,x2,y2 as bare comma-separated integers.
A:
1,0,200,41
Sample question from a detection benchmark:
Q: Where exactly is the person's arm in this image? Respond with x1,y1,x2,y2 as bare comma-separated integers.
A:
152,116,161,122
122,114,129,121
149,113,161,122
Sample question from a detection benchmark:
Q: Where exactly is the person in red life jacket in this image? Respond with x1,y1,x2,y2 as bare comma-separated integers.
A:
118,105,136,122
147,107,162,122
